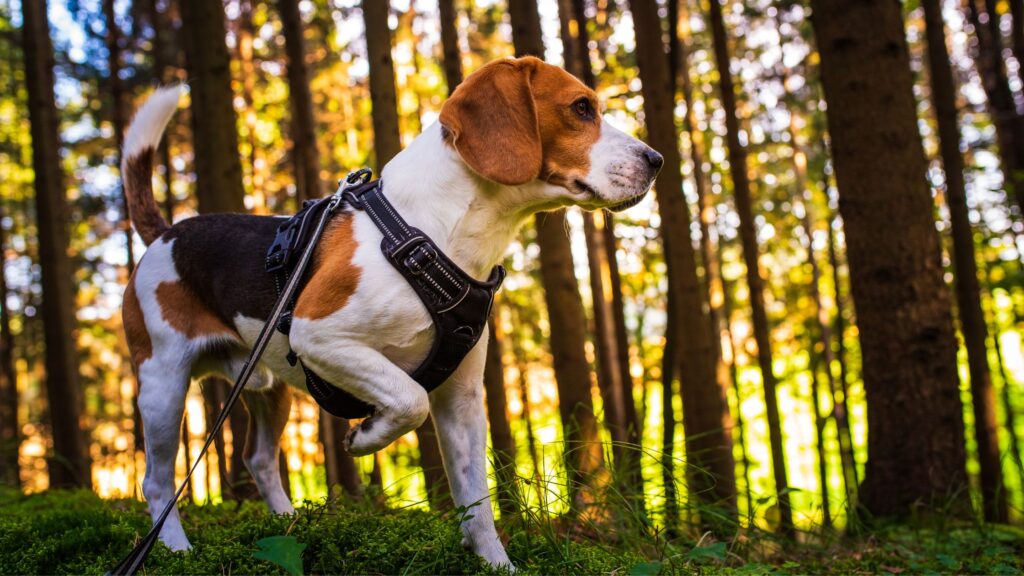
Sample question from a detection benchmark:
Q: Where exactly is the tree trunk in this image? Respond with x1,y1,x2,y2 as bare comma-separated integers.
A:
361,0,448,506
629,0,737,528
1012,0,1024,74
0,199,19,487
964,0,1024,217
712,0,779,529
483,317,518,517
509,305,543,484
180,0,256,500
279,0,323,204
775,27,853,518
982,263,1024,488
438,0,463,92
22,0,90,489
534,213,605,510
826,210,859,492
363,0,402,169
104,0,136,274
320,412,362,497
811,0,970,518
808,353,832,528
717,232,753,514
671,0,722,344
510,0,605,513
924,0,1007,522
558,0,644,511
236,0,267,213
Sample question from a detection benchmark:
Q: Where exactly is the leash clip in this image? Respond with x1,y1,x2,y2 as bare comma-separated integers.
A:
330,168,374,211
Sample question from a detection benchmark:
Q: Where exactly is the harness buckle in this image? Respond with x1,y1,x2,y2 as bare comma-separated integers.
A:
404,244,437,276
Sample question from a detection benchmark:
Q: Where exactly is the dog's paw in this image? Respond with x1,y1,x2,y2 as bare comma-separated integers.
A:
344,418,380,456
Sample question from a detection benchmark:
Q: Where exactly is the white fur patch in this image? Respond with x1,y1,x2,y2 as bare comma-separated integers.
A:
123,85,187,159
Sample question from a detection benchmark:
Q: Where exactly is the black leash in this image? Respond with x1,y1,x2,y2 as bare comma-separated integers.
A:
107,170,371,576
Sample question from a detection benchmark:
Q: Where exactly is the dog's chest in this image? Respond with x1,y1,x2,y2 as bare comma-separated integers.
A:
239,214,437,390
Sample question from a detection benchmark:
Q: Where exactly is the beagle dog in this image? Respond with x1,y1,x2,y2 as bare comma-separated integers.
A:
121,56,663,568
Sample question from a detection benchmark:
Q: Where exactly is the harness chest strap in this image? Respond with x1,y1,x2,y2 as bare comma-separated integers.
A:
266,172,505,419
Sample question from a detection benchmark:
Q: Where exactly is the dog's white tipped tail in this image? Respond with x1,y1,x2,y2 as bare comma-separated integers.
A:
123,85,185,160
122,86,185,245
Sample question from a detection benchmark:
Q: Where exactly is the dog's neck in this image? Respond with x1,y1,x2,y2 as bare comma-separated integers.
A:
379,123,547,280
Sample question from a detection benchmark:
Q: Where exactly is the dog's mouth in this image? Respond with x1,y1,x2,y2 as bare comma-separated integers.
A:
574,179,648,212
608,191,649,212
573,179,599,199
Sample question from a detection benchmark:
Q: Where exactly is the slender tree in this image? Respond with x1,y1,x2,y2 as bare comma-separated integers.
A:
361,0,449,506
558,0,644,511
483,315,518,517
924,0,1007,522
508,0,606,512
22,0,90,488
235,0,266,213
812,0,969,518
180,0,256,499
707,0,791,533
964,0,1024,217
104,0,136,273
629,0,737,527
279,0,323,204
438,0,463,92
825,206,859,492
0,199,18,487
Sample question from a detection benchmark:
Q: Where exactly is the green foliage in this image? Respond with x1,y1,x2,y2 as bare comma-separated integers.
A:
1,488,1022,575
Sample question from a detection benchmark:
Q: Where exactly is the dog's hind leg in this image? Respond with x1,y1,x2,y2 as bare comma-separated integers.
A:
241,379,295,514
137,354,193,551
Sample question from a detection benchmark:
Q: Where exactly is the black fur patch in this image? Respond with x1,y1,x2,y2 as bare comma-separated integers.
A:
164,213,283,327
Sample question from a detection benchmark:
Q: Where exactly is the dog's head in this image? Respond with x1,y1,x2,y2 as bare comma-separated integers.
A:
439,56,663,212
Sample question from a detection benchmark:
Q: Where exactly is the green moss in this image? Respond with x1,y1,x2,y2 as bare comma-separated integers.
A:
1,489,1021,575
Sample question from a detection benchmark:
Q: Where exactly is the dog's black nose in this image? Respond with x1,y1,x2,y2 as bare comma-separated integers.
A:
644,149,664,170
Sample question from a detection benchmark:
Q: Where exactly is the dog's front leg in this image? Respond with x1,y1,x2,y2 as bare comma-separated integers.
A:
429,338,513,569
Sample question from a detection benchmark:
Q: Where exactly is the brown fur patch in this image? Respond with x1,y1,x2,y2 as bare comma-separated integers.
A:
156,280,238,339
122,277,152,368
123,147,170,245
439,57,600,187
293,215,362,320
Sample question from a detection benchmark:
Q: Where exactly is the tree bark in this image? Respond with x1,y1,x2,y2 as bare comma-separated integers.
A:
982,263,1024,489
535,213,605,511
438,0,463,92
924,0,1007,522
104,0,136,274
236,0,267,213
826,210,859,492
22,0,90,489
180,0,257,500
558,0,644,511
361,0,448,506
363,0,402,169
811,0,969,518
320,412,362,497
0,199,19,487
279,0,324,204
964,0,1024,217
510,0,605,513
629,0,737,528
709,0,780,529
483,317,518,517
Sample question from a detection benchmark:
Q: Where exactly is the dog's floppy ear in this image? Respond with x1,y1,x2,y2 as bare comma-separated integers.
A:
440,58,542,186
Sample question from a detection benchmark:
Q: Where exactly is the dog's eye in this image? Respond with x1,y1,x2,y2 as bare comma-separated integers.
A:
572,98,595,120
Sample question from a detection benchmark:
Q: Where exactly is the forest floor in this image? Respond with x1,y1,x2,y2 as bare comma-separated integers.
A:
1,488,1023,575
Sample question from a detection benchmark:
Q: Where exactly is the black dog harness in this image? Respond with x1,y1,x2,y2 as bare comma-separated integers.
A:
266,169,505,419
